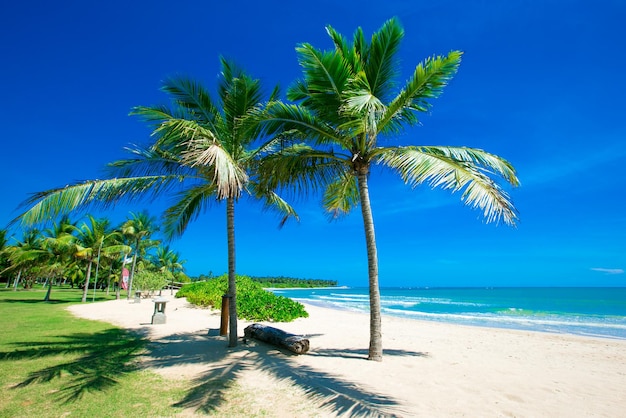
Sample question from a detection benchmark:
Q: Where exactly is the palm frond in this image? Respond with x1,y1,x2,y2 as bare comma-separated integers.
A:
254,101,346,148
107,144,194,179
293,43,352,119
378,146,519,225
380,51,463,131
257,143,347,198
363,17,404,99
322,174,359,219
15,176,184,227
247,182,299,227
182,138,248,200
162,184,218,239
161,77,219,128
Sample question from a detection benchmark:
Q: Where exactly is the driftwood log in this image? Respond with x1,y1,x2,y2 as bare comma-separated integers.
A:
244,323,310,354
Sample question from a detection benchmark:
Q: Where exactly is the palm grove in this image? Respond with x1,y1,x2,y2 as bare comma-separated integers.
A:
7,18,518,361
1,211,187,302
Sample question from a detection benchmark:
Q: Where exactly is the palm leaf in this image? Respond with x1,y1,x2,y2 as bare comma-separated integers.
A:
247,182,299,227
322,174,359,219
15,176,184,227
380,51,463,131
378,146,519,225
160,77,220,129
363,17,403,99
182,136,249,200
162,184,218,239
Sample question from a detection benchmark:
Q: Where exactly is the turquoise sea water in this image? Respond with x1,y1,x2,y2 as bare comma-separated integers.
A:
273,287,626,339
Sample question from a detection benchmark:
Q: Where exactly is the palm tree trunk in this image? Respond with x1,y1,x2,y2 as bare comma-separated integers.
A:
13,269,22,291
44,277,53,301
127,245,138,300
82,259,93,303
357,170,383,361
227,196,238,347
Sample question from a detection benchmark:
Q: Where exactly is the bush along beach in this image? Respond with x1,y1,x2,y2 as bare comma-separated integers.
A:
177,275,309,322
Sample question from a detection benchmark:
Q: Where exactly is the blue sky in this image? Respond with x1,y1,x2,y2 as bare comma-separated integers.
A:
1,0,625,287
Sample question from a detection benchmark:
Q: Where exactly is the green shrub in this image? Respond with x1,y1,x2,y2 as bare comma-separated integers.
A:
177,274,308,322
133,269,170,293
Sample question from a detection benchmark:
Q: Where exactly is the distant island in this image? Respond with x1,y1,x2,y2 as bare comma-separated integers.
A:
252,276,338,288
190,274,338,289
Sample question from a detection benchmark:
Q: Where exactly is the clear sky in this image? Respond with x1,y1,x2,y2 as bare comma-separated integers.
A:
1,0,625,287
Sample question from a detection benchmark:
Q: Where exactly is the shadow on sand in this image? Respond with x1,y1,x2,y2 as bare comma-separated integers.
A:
4,322,427,416
142,329,429,416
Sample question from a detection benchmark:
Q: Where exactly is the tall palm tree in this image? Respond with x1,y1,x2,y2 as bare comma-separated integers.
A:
15,58,297,347
121,211,159,299
257,18,519,360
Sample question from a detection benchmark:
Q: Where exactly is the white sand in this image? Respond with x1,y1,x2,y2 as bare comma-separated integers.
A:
67,295,626,417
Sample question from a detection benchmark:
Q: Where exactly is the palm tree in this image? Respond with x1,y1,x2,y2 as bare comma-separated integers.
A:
0,229,9,287
76,215,130,303
257,18,519,361
3,228,45,290
41,216,79,301
121,211,159,299
152,244,185,294
15,58,297,347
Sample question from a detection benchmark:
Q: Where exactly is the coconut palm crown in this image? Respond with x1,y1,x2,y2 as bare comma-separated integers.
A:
256,17,519,361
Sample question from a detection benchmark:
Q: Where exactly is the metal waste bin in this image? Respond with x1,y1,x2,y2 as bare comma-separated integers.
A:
134,291,142,303
152,297,168,324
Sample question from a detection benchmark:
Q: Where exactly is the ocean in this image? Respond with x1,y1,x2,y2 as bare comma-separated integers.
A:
273,287,626,339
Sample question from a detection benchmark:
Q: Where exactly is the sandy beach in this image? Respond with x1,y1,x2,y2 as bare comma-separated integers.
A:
67,295,626,417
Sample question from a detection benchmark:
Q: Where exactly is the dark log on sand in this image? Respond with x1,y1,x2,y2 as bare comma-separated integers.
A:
244,323,310,354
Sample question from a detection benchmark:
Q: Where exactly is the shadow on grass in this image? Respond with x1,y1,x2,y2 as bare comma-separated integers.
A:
0,298,73,305
141,330,423,417
1,328,145,403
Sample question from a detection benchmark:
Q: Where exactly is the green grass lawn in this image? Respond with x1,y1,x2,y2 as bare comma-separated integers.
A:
0,286,190,417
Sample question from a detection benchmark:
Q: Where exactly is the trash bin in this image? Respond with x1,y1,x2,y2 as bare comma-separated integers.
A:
134,291,142,303
152,297,168,324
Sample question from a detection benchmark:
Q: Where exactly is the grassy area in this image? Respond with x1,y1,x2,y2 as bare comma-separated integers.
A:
0,287,190,417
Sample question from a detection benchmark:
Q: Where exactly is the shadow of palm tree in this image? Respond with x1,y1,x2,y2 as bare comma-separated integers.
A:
142,330,414,417
312,347,430,360
0,298,72,305
2,329,145,402
3,322,423,415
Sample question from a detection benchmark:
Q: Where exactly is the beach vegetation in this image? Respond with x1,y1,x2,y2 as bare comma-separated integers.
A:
132,267,171,295
75,215,131,302
1,213,190,300
255,17,519,360
151,244,186,294
121,211,160,299
177,274,309,322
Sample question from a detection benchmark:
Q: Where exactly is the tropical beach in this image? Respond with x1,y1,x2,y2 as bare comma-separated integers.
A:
67,294,626,417
1,2,625,417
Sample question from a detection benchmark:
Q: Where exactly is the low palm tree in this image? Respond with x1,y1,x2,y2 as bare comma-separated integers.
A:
15,59,297,347
0,229,9,286
41,216,79,301
153,244,185,294
3,229,45,290
122,211,159,299
257,18,519,360
76,215,130,303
